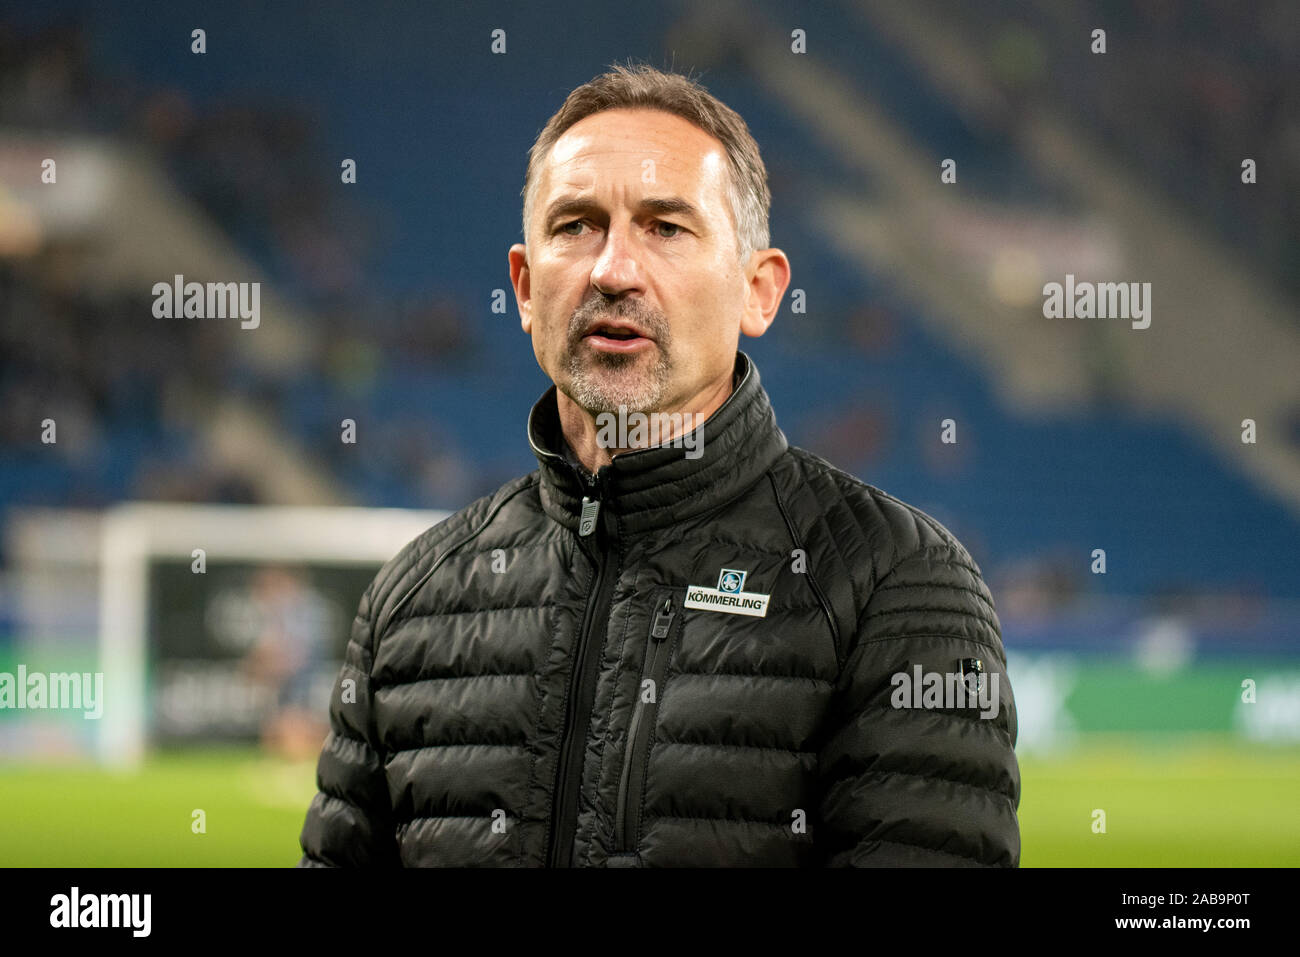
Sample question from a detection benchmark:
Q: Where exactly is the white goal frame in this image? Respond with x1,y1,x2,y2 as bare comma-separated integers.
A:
98,503,448,767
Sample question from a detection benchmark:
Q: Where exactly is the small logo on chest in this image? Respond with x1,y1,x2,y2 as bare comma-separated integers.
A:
683,568,771,618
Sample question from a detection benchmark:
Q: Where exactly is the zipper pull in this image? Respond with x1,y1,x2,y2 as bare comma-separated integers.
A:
650,596,675,640
579,496,601,537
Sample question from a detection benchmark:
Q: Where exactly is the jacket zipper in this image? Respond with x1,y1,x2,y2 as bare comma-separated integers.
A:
546,468,619,868
613,589,679,854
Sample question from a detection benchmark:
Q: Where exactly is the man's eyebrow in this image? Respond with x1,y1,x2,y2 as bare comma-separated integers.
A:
639,197,701,221
543,197,596,226
543,195,704,226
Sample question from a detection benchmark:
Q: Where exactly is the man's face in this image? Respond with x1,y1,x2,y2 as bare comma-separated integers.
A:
511,108,751,416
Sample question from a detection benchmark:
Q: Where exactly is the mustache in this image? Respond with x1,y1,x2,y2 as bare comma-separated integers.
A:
567,296,670,346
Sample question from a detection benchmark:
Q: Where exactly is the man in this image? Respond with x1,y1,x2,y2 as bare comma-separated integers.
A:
298,63,1020,867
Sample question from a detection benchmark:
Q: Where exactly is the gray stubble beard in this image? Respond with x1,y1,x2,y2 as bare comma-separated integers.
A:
560,298,673,415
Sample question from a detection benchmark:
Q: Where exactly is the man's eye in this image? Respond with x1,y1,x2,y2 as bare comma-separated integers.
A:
655,221,683,238
558,220,587,236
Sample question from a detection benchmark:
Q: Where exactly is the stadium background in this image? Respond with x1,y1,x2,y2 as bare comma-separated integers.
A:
1,0,1298,866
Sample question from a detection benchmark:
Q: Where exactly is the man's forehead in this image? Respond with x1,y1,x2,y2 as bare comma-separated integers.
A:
541,109,727,196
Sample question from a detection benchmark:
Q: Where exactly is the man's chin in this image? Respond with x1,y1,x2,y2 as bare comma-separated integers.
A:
553,343,670,416
571,389,659,416
560,373,660,416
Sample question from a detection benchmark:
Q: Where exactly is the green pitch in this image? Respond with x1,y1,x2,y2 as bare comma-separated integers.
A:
1,738,1296,866
1019,736,1300,866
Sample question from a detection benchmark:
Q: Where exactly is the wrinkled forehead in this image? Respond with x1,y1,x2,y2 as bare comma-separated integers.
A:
538,108,730,207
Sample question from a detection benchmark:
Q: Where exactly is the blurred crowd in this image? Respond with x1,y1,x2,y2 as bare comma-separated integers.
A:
936,0,1300,302
0,18,479,515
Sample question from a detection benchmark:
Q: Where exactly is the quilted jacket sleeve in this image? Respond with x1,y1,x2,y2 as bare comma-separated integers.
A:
816,541,1021,866
297,577,401,867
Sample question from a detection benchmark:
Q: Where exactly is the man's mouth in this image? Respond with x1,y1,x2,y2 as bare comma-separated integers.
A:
582,320,655,353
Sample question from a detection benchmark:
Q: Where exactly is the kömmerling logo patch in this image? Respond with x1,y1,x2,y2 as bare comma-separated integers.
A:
684,568,770,618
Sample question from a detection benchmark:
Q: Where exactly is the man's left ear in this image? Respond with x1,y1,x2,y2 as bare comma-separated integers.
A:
739,248,791,338
509,242,533,334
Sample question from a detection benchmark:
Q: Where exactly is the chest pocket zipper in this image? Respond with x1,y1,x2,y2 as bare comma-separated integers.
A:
613,589,682,856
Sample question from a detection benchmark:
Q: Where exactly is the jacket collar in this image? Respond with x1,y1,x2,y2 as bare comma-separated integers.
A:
527,350,788,535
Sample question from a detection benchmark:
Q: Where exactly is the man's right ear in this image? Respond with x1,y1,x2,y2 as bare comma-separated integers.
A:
509,243,532,333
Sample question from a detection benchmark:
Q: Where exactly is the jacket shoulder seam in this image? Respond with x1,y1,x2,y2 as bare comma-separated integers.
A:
374,474,540,638
787,446,971,573
765,466,846,667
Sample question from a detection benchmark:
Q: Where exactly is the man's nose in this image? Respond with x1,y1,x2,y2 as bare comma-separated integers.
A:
589,220,643,295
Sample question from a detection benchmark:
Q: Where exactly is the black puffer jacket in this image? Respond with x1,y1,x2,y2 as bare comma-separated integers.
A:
298,351,1020,867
